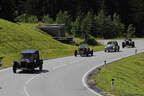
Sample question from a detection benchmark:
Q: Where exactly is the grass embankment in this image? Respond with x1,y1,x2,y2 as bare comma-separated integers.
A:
0,19,104,69
93,53,144,96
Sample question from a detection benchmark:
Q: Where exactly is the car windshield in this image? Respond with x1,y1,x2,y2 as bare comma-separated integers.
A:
21,53,33,59
80,45,88,49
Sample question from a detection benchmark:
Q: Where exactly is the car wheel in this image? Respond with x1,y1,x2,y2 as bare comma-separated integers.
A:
39,64,43,71
132,42,135,48
13,66,17,73
91,53,93,56
122,45,125,48
122,42,125,48
86,54,88,57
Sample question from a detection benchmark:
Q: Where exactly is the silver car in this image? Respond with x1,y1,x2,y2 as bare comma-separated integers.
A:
105,41,120,52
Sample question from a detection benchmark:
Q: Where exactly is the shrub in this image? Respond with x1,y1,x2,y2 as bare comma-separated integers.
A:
14,13,28,23
42,15,53,24
27,15,38,23
15,13,38,23
85,35,98,45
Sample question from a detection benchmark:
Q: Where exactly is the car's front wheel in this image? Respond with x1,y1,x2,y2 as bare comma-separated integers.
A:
39,64,43,71
13,66,17,73
13,62,18,73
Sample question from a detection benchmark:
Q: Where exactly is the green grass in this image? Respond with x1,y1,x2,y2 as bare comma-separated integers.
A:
93,53,144,96
73,37,84,44
0,19,104,69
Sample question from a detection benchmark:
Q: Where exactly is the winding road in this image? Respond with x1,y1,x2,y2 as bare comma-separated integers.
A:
0,40,144,96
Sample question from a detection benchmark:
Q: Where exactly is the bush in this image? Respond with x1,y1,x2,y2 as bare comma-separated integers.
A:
14,13,28,23
85,35,98,45
27,15,38,23
15,13,38,23
42,15,53,24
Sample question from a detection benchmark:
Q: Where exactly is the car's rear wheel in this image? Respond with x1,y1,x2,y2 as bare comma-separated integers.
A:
91,52,93,56
132,42,135,48
122,42,125,48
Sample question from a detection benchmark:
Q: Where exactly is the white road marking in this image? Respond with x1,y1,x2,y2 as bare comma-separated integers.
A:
53,64,67,70
0,68,11,72
24,74,40,96
82,64,103,96
69,59,83,64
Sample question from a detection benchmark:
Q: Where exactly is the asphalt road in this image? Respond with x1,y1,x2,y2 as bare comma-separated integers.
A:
0,40,144,96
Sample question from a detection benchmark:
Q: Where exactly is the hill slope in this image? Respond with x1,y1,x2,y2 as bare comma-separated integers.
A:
0,19,78,68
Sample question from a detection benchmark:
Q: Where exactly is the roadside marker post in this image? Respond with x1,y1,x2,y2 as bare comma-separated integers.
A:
98,68,101,80
112,79,115,91
104,60,106,67
135,49,137,55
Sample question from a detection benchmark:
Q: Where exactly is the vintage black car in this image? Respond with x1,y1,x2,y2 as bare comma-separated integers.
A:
75,45,93,57
13,50,43,73
122,38,135,48
105,41,120,52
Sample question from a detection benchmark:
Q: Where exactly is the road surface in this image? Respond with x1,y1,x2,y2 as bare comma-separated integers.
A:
0,40,144,96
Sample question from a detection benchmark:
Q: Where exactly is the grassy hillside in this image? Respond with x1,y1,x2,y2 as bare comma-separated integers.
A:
0,19,104,69
0,19,78,69
93,53,144,96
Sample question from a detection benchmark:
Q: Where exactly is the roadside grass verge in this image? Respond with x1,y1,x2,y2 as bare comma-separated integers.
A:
93,53,144,96
0,19,104,69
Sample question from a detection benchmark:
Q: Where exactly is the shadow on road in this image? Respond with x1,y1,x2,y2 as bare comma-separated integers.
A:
17,69,49,74
106,51,123,53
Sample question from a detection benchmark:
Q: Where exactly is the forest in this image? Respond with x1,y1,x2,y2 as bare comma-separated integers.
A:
0,0,144,38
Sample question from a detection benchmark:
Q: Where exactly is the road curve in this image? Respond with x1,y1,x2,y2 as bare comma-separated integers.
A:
0,40,144,96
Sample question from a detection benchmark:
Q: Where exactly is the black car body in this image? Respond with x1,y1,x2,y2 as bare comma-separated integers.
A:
13,50,43,73
105,41,120,52
122,38,135,48
77,45,93,56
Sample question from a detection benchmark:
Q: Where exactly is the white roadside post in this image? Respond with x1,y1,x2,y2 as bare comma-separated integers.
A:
98,68,101,80
104,60,106,68
135,48,137,55
112,79,115,91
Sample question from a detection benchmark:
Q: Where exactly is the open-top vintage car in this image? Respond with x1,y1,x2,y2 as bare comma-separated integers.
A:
122,38,135,48
105,41,120,52
74,45,93,57
13,50,43,73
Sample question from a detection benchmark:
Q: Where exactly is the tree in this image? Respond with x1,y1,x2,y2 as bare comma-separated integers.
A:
0,0,15,21
81,11,93,40
56,11,71,33
42,15,54,24
127,24,135,38
112,13,125,37
71,16,81,37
